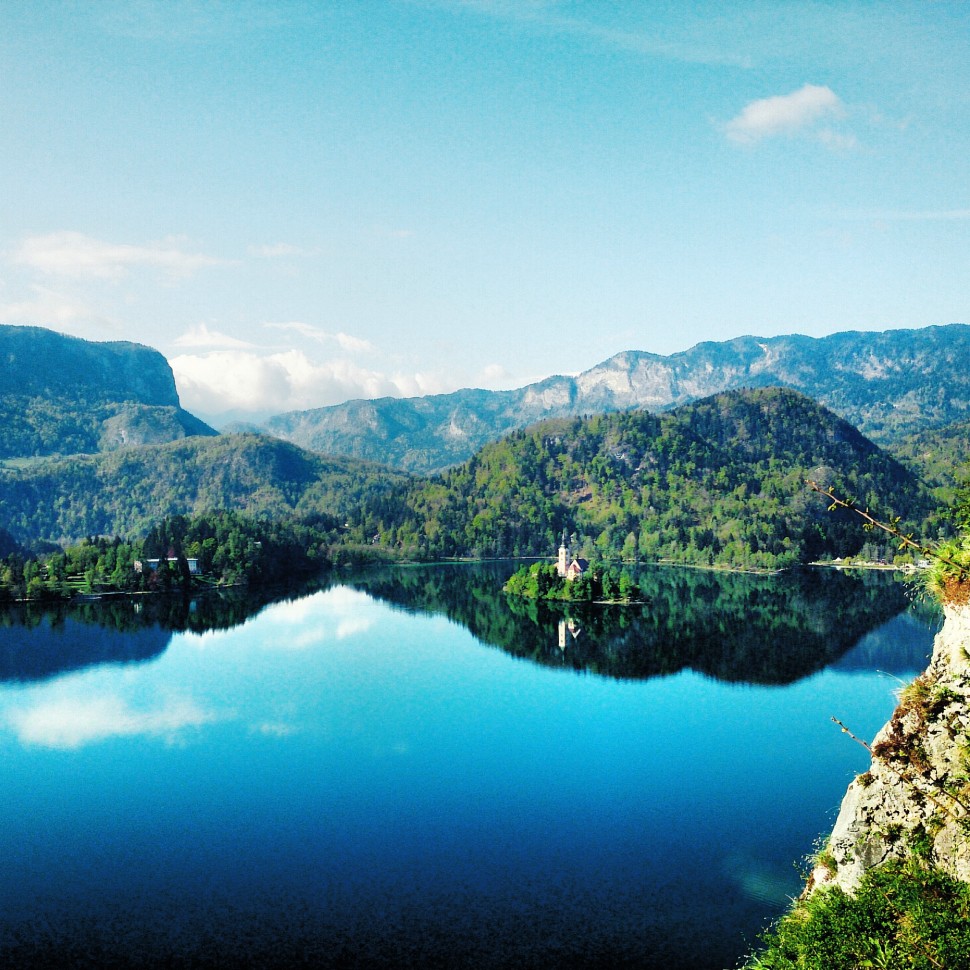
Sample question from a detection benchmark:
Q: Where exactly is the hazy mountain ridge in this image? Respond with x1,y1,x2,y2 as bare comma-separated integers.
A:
260,324,970,474
0,323,958,568
0,325,216,458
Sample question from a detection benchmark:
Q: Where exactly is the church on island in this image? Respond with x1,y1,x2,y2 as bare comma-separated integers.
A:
557,530,589,581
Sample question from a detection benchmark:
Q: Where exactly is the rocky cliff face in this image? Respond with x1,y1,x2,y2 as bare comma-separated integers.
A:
0,326,180,405
0,325,216,458
810,602,970,895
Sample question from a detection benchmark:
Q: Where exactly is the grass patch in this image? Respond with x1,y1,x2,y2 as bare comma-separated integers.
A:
745,857,970,969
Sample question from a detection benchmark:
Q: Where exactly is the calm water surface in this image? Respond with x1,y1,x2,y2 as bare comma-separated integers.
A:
0,564,939,969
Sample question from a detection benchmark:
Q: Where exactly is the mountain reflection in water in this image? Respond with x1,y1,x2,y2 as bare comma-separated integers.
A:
0,562,939,970
0,581,330,683
349,562,936,684
0,563,936,687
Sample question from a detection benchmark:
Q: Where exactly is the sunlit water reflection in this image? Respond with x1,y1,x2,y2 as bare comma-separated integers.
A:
0,565,939,969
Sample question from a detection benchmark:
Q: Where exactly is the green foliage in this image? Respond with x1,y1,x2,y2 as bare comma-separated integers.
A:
0,432,410,546
0,386,943,573
889,417,970,511
0,509,352,599
382,388,930,569
925,535,970,604
746,858,970,970
504,561,644,602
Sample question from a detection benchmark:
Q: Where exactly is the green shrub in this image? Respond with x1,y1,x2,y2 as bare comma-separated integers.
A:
745,858,970,969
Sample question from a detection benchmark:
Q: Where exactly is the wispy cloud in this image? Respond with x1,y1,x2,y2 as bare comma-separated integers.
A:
265,321,375,353
13,231,231,280
248,242,323,259
253,721,298,738
725,84,846,144
451,1,753,68
838,208,970,222
174,322,257,349
0,284,117,330
477,362,519,388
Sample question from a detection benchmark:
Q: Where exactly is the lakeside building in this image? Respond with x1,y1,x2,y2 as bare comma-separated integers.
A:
556,530,588,581
134,557,200,575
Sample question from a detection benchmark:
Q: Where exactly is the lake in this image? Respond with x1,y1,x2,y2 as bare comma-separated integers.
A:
0,563,939,969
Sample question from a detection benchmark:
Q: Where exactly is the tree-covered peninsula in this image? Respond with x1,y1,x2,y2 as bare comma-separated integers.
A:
0,509,378,601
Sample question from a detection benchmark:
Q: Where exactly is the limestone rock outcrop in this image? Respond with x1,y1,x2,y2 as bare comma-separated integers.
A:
0,325,215,458
809,604,970,895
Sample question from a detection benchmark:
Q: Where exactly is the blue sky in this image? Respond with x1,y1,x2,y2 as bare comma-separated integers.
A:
2,1,969,422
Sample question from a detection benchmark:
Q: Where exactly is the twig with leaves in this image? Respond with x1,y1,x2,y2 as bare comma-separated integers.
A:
806,480,970,583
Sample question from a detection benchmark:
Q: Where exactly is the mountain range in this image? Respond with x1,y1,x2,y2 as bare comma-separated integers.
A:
0,323,962,568
257,324,970,474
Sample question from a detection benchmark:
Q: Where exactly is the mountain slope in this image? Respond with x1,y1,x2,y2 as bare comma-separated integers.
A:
261,324,970,474
0,388,935,571
889,418,970,495
0,325,216,458
379,387,931,568
0,433,409,545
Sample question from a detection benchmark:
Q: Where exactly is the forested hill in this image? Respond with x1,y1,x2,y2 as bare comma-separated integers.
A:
0,433,409,545
0,388,938,571
259,324,970,474
0,325,215,458
380,387,934,569
891,418,970,496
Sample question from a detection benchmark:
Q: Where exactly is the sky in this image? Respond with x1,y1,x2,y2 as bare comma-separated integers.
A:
2,1,969,424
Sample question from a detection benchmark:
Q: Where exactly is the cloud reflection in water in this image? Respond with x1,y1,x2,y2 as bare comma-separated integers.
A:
6,692,215,749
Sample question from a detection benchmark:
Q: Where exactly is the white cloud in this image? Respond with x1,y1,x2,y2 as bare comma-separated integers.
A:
335,332,374,353
171,348,452,414
816,128,859,152
253,721,298,737
725,84,845,144
13,231,231,280
0,284,115,330
7,694,214,749
174,322,257,349
476,362,520,388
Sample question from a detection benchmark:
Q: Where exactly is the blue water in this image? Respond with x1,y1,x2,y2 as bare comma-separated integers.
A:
0,570,938,969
